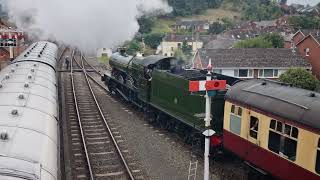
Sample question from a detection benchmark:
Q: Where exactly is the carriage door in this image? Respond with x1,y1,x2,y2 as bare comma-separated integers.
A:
248,115,260,145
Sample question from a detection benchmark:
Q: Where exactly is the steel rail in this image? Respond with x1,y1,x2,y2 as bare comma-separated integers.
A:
70,50,95,180
75,54,135,180
81,54,103,76
58,46,67,62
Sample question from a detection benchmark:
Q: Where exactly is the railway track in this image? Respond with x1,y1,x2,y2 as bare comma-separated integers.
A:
63,51,144,180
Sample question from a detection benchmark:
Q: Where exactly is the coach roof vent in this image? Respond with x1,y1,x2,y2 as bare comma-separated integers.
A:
18,94,25,100
11,109,18,116
310,93,316,97
0,131,9,141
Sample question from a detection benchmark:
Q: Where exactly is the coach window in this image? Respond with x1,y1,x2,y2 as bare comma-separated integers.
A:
229,105,242,135
238,107,242,116
231,105,235,113
268,119,298,161
316,138,320,174
249,116,259,139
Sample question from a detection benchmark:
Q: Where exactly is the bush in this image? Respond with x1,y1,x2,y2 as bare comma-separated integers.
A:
263,33,284,48
279,68,319,91
234,37,273,48
234,34,284,48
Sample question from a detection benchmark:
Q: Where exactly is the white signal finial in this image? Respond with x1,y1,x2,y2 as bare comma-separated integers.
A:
207,58,212,71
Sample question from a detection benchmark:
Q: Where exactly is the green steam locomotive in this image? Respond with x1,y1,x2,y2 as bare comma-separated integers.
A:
102,51,239,143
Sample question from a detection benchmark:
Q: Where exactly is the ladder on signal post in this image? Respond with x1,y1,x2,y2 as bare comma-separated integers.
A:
188,160,198,180
188,132,201,180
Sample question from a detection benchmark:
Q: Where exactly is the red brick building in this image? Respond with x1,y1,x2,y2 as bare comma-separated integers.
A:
293,30,320,79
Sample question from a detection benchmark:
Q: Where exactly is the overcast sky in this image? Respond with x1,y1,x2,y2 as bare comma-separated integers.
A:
287,0,320,6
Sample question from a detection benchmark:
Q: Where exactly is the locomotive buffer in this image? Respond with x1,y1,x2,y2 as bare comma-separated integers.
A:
189,60,227,180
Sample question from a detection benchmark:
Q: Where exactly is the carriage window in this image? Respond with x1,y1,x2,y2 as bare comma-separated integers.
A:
270,120,276,129
291,127,298,138
238,108,242,116
230,104,241,135
316,139,320,174
268,119,298,161
276,121,282,132
230,114,241,135
249,116,259,139
231,105,235,113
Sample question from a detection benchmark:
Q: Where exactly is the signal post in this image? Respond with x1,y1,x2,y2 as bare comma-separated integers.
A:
189,60,226,180
0,28,24,60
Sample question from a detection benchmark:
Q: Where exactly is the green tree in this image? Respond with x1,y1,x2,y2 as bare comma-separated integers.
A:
279,68,319,91
263,33,284,48
126,40,142,55
138,15,156,34
243,0,282,21
181,40,193,57
167,0,209,16
143,33,165,49
208,22,225,34
207,0,223,8
288,16,320,30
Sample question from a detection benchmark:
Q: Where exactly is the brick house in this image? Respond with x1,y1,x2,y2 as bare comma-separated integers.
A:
192,48,311,79
292,30,306,45
293,30,320,79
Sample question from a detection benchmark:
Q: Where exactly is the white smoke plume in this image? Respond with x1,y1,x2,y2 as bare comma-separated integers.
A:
3,0,172,52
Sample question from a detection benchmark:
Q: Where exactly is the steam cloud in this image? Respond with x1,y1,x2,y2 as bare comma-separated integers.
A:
3,0,172,52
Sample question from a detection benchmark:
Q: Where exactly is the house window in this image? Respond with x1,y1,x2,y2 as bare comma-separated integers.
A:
304,48,310,56
178,43,182,48
164,53,167,56
229,105,242,135
268,119,298,161
259,69,279,78
234,69,253,78
249,116,259,139
315,139,320,174
171,47,174,51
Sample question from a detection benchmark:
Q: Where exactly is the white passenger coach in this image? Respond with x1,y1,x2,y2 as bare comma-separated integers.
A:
0,41,59,180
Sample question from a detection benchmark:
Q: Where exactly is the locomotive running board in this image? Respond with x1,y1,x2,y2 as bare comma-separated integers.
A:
115,88,130,101
114,88,143,109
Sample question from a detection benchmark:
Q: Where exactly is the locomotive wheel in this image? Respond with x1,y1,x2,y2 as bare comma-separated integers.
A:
126,76,134,88
117,74,124,84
